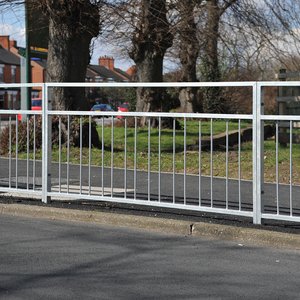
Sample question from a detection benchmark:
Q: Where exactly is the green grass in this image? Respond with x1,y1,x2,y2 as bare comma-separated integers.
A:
97,119,250,152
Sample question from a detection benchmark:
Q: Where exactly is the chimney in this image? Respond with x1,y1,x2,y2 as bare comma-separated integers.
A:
0,36,10,50
9,39,17,48
126,65,136,77
99,56,115,70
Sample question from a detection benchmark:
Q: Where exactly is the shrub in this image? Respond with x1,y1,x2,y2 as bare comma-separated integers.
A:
0,116,100,155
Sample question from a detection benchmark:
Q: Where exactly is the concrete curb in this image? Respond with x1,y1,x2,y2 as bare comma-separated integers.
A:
0,203,299,250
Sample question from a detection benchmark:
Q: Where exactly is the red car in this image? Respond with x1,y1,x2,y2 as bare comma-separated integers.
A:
117,102,129,118
31,98,42,111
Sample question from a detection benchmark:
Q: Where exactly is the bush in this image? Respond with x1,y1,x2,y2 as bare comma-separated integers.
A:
0,116,100,155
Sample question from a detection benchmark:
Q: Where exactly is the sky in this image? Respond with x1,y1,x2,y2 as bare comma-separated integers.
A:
0,3,134,71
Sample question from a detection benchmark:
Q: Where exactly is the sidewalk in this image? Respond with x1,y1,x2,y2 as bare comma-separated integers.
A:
0,196,299,250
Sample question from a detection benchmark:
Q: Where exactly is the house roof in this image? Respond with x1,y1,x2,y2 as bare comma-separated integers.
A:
88,65,125,82
33,59,47,69
0,47,20,65
114,67,131,81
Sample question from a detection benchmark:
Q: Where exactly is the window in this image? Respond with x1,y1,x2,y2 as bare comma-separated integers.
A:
0,65,4,82
95,76,103,82
8,91,18,109
0,93,4,109
11,66,16,83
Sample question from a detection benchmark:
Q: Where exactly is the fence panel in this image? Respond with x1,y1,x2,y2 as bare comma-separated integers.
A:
45,82,256,221
46,110,254,219
0,82,299,225
0,83,44,198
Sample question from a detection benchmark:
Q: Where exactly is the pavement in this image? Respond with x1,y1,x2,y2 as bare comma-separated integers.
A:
0,197,299,250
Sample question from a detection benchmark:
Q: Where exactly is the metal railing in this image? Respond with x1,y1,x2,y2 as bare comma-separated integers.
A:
0,82,299,225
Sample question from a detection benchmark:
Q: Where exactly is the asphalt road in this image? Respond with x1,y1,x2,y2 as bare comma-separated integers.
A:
0,157,300,217
0,214,299,300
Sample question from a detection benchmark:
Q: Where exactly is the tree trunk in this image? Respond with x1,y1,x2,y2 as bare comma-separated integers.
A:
44,0,100,111
129,0,173,124
41,0,101,146
202,0,224,113
135,56,164,114
178,0,199,113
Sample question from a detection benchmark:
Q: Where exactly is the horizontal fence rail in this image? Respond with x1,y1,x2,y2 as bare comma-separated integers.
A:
0,82,299,225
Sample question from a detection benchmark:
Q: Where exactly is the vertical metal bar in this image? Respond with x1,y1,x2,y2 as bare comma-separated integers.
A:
199,120,202,206
48,99,52,199
80,116,82,194
289,120,293,216
261,87,265,196
276,121,279,215
158,116,161,202
101,117,104,197
67,115,70,194
42,83,51,203
33,115,36,190
58,116,61,193
89,116,92,195
111,116,114,197
124,117,127,199
226,120,229,209
253,83,262,225
134,117,137,200
173,118,176,204
148,118,151,201
26,115,29,190
15,115,18,189
184,117,187,205
238,119,241,210
210,118,213,207
8,116,11,189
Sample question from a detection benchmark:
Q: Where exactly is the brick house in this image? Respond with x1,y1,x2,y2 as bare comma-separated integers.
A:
0,35,135,109
87,56,132,82
0,36,21,110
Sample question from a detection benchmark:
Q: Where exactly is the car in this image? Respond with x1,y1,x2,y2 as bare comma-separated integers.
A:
31,98,42,111
90,103,114,112
117,102,129,118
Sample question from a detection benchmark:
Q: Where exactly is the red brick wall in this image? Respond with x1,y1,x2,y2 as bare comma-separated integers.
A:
0,36,10,50
16,66,20,83
3,65,11,82
2,65,20,83
32,64,44,83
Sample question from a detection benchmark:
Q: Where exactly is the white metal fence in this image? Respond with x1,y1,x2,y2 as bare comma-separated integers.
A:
0,82,300,225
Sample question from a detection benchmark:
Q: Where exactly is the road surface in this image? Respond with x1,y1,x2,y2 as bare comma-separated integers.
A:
0,157,299,216
0,214,299,299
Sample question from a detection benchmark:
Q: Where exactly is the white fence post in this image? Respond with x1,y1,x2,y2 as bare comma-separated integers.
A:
42,83,51,203
253,82,262,224
261,86,265,196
